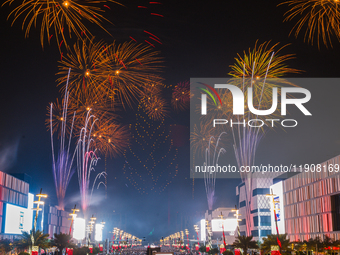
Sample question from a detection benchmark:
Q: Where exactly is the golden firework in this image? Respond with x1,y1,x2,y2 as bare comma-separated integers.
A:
140,94,168,121
280,0,340,47
3,0,122,48
229,41,300,78
68,91,117,133
57,38,107,98
190,121,222,158
171,81,190,111
46,98,75,137
91,119,130,158
98,41,164,108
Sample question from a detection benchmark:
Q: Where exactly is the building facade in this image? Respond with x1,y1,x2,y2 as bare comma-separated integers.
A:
0,170,30,239
236,172,281,240
278,155,340,242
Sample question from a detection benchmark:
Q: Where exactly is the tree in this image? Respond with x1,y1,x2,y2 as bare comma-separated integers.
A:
304,237,322,254
52,233,75,255
0,239,15,253
199,245,206,253
261,234,292,254
232,235,258,255
15,230,50,253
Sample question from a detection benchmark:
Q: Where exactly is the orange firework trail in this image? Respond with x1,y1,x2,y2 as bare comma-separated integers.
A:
280,0,340,47
2,0,122,48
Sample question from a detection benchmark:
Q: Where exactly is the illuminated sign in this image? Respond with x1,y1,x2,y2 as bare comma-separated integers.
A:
95,223,104,242
211,219,238,232
274,196,280,221
270,181,285,234
4,193,34,234
73,218,85,240
200,219,206,241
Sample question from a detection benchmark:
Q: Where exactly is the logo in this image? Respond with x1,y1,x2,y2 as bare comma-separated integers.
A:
200,84,311,116
198,83,311,128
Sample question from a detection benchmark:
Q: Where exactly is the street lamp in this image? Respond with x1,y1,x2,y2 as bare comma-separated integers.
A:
185,229,189,249
88,215,96,245
68,204,79,236
194,225,200,246
33,188,48,231
266,189,281,252
232,205,242,236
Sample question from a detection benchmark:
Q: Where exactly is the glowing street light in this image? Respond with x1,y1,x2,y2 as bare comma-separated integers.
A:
232,205,242,236
68,204,79,235
266,189,281,251
33,188,48,231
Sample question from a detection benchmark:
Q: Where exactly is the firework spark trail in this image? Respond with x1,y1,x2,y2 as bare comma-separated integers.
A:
2,0,122,48
50,68,78,210
76,109,100,213
231,55,273,236
90,171,107,200
204,132,227,210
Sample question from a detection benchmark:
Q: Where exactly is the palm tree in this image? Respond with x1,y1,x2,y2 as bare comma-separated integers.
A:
261,234,292,254
52,233,75,255
304,237,322,255
232,235,258,255
15,230,50,253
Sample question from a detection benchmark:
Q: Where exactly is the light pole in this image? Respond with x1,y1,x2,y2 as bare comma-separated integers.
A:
88,215,96,245
232,205,242,237
185,229,189,249
266,189,281,253
33,189,48,232
194,224,200,249
68,204,79,236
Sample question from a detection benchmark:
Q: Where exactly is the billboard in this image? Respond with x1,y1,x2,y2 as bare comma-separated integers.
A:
73,218,85,240
4,193,34,234
95,223,104,242
211,219,238,232
200,219,206,241
270,181,285,234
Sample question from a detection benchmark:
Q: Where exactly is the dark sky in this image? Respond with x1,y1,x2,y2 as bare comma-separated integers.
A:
1,0,340,242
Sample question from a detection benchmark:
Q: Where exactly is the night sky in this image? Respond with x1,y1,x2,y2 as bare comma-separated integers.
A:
1,0,340,242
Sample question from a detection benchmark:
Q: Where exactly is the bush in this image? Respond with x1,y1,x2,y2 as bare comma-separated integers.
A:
73,247,90,255
199,245,206,253
93,246,100,254
18,252,30,255
223,250,234,255
208,248,219,254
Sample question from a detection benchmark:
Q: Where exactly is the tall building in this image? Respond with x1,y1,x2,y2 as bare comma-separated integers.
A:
272,155,340,242
0,170,31,239
236,172,281,240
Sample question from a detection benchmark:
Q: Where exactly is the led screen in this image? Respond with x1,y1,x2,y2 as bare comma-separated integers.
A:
4,193,34,234
211,219,238,232
95,223,103,242
73,218,86,240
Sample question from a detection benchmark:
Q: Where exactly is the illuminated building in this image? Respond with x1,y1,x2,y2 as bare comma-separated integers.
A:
197,208,239,245
0,171,31,239
272,155,340,242
236,172,281,240
43,206,71,238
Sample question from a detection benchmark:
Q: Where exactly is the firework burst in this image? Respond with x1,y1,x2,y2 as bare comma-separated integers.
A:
98,41,164,108
139,86,168,121
46,98,74,137
57,38,107,98
91,119,130,157
280,0,340,47
171,81,190,111
2,0,122,48
229,41,300,78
